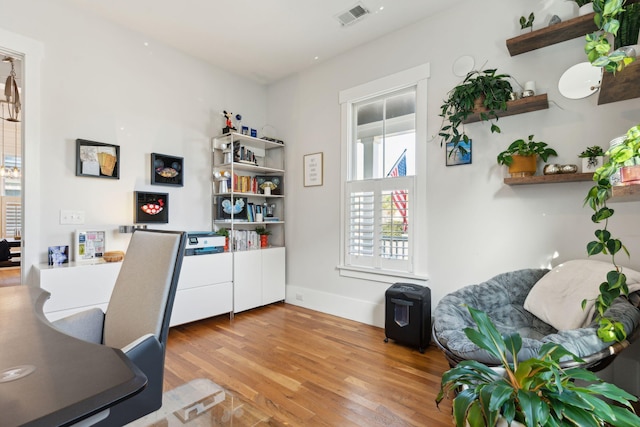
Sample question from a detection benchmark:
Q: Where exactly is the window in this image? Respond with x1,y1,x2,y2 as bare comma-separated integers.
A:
339,64,429,278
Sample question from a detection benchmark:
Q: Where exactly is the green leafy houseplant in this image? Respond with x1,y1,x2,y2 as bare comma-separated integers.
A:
519,13,535,31
496,135,558,166
254,226,271,236
439,69,513,149
585,0,636,73
584,123,640,342
436,306,640,427
615,2,640,50
579,145,606,168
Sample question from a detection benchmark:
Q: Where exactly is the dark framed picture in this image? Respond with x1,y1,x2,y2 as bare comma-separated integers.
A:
255,175,283,195
134,191,169,224
76,139,120,179
151,153,184,187
446,140,472,166
216,196,247,220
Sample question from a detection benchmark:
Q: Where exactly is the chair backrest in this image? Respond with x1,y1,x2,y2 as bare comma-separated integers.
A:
103,229,187,349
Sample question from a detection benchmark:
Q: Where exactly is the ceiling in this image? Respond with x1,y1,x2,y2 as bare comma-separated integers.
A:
59,0,464,84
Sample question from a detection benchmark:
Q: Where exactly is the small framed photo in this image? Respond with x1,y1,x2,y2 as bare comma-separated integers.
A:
216,196,248,220
76,139,120,179
151,153,184,187
74,231,106,263
135,191,169,224
446,140,472,166
48,245,70,266
304,152,323,187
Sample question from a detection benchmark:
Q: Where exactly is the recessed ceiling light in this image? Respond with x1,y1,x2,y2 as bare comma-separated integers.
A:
314,56,319,60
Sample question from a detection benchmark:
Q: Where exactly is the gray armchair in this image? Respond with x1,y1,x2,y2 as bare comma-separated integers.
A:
53,229,187,426
433,265,640,372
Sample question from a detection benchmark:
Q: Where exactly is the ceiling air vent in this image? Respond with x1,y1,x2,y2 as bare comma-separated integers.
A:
336,3,370,26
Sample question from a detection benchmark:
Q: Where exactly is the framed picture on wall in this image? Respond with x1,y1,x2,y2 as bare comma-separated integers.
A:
446,140,472,166
134,191,169,224
76,139,120,179
303,152,323,187
151,153,184,187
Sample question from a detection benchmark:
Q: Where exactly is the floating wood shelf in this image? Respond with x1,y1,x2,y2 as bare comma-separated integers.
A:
506,13,597,56
609,184,640,202
504,172,594,185
598,60,640,105
462,94,548,125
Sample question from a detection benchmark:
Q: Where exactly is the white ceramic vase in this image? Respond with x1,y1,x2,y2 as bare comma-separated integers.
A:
578,3,594,16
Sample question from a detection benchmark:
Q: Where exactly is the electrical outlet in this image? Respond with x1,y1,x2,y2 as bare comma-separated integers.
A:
295,293,304,301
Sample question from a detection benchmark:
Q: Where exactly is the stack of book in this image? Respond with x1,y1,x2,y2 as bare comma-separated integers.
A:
230,229,260,251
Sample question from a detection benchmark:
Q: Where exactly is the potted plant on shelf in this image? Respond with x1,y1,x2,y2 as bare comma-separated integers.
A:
579,145,606,172
255,226,271,248
614,2,640,54
585,0,636,73
436,306,640,427
497,135,558,177
217,228,229,251
519,12,534,32
573,0,594,16
438,69,513,150
584,123,640,342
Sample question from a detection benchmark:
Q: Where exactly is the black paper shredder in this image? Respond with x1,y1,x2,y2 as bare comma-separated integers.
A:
384,283,431,353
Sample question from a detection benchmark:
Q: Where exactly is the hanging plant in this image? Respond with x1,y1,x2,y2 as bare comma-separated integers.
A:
584,123,640,342
585,0,636,73
438,69,513,150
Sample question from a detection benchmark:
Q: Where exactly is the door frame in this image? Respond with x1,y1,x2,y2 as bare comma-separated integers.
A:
0,28,44,285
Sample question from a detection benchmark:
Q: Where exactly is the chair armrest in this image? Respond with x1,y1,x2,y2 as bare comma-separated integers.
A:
51,307,104,344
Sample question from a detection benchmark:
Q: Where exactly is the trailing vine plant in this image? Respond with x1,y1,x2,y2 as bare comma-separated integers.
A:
584,124,640,342
585,0,636,73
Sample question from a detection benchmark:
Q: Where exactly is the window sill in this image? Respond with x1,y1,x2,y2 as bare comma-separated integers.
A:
337,265,428,284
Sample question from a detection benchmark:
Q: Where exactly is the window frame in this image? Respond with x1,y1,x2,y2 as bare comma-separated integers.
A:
338,64,429,283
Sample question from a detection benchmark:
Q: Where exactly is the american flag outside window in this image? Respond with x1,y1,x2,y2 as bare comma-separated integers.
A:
386,150,408,232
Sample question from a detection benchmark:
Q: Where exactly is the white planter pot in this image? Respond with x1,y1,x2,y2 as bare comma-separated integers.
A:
579,3,594,16
582,156,603,172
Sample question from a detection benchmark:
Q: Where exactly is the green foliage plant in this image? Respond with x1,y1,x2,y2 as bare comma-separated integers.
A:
438,69,513,150
436,306,640,427
254,226,271,236
216,227,229,237
615,2,640,49
496,135,558,166
585,0,636,73
584,123,640,342
519,13,535,31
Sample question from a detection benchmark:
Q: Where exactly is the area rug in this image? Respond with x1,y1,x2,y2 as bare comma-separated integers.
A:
127,378,275,426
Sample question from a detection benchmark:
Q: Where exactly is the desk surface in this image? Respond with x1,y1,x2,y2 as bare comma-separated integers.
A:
0,286,147,427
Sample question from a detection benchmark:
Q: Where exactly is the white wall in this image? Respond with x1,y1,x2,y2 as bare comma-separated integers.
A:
0,0,267,283
268,0,640,327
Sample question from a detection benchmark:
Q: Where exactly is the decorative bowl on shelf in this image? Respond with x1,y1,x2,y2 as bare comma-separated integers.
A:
103,251,125,262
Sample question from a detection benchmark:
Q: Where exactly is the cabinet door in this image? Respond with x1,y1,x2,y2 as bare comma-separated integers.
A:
262,247,285,305
233,250,262,313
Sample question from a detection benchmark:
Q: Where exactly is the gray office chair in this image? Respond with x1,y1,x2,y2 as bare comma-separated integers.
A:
53,229,187,426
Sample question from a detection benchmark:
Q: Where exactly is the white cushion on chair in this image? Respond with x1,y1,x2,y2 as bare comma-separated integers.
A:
524,259,640,331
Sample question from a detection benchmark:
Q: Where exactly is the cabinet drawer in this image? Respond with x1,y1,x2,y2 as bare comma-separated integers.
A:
170,281,232,326
178,252,232,290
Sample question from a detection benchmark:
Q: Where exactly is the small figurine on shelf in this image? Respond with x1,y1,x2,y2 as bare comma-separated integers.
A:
222,110,237,134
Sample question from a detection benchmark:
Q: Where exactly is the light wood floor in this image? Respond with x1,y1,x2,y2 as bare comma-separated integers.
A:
164,302,454,426
0,267,20,287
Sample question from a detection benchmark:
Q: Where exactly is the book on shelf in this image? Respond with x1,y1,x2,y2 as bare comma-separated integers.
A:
230,229,260,251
